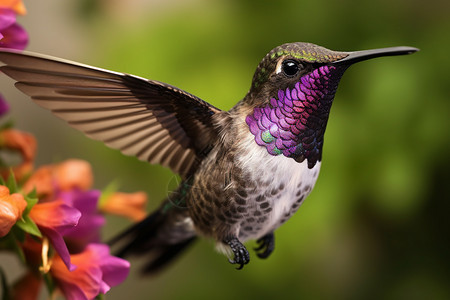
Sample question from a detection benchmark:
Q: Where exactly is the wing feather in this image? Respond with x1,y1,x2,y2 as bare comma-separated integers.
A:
0,49,222,177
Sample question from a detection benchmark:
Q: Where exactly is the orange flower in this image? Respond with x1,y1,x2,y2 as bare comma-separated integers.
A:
100,191,147,221
22,165,53,198
23,159,93,199
0,129,36,181
0,0,27,15
53,159,93,192
0,185,27,237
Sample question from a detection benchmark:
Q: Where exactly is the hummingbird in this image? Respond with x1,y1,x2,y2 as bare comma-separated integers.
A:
0,42,417,272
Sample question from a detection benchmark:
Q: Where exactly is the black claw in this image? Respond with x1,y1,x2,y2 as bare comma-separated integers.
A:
254,232,275,259
254,241,266,252
224,236,250,270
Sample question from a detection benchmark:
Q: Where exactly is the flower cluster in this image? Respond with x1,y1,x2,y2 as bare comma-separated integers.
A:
0,2,147,299
0,158,146,299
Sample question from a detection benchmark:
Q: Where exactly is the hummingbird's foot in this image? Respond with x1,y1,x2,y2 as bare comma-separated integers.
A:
254,232,275,259
224,236,250,270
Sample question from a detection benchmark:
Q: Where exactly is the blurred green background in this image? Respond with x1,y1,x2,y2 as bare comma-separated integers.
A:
2,0,450,299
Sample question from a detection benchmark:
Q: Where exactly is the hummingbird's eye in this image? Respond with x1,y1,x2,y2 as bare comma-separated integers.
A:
281,60,300,77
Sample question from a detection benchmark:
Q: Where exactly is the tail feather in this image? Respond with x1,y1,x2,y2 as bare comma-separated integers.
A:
142,237,196,273
109,204,196,274
109,210,162,255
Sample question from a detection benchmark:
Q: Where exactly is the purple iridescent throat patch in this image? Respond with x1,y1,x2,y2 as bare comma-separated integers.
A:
246,65,346,168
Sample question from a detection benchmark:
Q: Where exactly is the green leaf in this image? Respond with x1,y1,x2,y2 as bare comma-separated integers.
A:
98,180,120,207
0,119,14,131
5,171,17,193
7,187,42,239
23,195,38,216
13,194,41,238
15,215,42,238
0,267,10,300
94,293,104,300
26,188,37,199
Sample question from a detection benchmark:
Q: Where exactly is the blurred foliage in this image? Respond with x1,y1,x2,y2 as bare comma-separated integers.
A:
7,0,450,299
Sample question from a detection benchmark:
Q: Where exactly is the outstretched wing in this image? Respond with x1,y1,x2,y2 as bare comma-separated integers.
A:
0,49,222,178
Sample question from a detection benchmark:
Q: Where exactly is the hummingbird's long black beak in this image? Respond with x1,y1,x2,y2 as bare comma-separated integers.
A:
334,46,419,65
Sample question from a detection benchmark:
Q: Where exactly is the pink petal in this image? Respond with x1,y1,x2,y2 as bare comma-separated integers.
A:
55,262,102,300
100,255,130,291
87,244,130,294
0,22,28,50
51,243,130,299
60,190,105,247
31,201,81,233
30,201,81,270
60,285,89,300
0,94,10,116
0,9,15,30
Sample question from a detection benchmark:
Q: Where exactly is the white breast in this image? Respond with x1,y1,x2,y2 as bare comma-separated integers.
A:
236,131,321,241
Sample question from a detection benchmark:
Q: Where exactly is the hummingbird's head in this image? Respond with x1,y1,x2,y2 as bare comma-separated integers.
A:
247,42,417,102
244,42,418,167
249,42,348,97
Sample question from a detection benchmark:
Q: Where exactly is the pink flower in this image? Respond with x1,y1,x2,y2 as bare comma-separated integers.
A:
60,189,105,252
24,160,106,269
0,94,9,116
29,200,81,271
51,243,130,300
0,8,28,50
0,8,14,39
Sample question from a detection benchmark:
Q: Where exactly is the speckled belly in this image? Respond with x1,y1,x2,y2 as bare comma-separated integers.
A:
236,143,321,242
187,129,321,244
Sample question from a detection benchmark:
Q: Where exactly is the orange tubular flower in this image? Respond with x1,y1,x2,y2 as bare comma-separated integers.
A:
53,159,93,191
0,185,27,237
23,159,93,199
22,165,53,198
100,191,147,221
0,129,37,181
